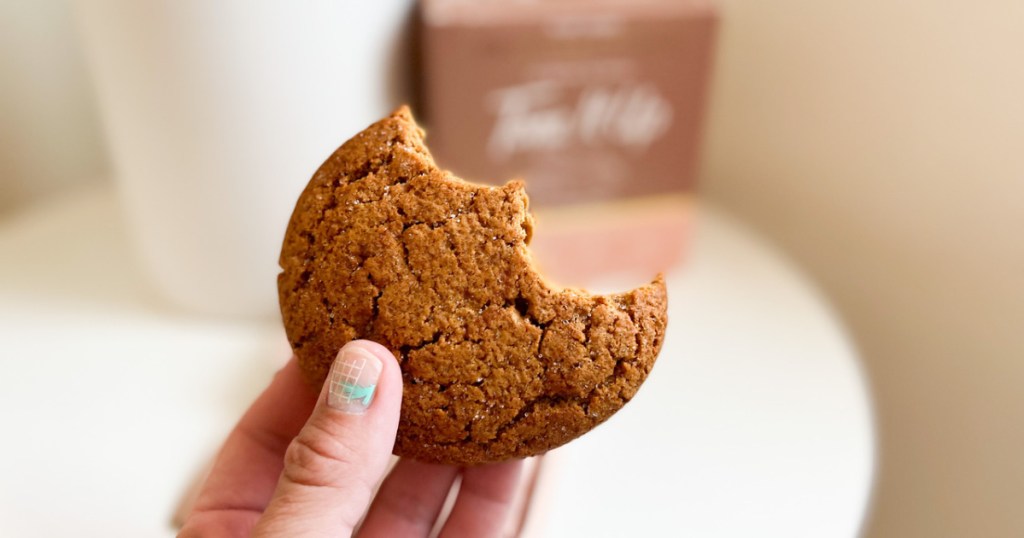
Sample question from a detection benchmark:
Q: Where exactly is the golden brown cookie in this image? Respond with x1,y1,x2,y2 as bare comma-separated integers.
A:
278,107,667,465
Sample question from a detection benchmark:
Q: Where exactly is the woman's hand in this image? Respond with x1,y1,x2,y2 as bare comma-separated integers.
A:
179,340,526,537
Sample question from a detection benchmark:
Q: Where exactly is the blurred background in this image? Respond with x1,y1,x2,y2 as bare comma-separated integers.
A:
1,0,1022,536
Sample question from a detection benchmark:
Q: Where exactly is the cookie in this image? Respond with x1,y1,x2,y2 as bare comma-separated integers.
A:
278,107,667,465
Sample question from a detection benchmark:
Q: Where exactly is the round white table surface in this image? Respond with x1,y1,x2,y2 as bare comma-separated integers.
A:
0,187,874,537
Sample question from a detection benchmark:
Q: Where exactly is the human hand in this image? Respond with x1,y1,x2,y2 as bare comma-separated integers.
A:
179,340,528,537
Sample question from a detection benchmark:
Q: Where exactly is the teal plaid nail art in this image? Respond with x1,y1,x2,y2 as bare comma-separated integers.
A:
337,380,376,406
328,354,378,411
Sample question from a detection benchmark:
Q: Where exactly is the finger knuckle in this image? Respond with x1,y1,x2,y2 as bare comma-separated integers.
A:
282,423,372,497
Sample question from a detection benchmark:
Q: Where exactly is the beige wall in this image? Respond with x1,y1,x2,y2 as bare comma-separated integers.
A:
700,0,1024,536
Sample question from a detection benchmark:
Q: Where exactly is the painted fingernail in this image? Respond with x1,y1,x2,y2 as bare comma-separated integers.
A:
326,343,383,414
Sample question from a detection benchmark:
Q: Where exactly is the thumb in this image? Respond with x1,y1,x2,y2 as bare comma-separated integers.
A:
253,340,402,537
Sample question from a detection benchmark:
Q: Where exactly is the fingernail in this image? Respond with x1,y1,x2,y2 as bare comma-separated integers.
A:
326,343,383,414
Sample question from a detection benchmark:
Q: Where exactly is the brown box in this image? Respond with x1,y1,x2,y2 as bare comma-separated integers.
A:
420,0,717,285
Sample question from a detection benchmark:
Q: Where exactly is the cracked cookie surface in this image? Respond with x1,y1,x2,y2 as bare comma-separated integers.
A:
278,107,667,465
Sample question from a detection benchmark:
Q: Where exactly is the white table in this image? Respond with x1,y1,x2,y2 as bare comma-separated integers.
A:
0,187,874,537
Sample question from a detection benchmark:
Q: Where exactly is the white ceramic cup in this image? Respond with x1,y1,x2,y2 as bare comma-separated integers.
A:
74,1,413,318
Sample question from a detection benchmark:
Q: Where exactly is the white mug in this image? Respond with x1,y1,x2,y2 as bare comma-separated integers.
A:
74,1,413,318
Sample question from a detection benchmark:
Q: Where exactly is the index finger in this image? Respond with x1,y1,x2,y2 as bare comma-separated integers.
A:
180,357,317,537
